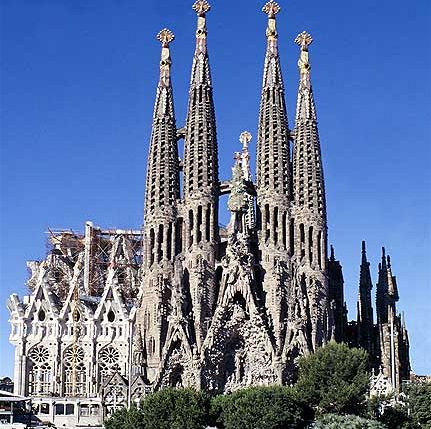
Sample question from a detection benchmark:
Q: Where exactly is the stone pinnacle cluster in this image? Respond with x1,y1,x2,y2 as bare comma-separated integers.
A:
7,1,410,424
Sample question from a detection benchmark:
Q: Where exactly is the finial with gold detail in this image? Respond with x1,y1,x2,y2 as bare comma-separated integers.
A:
262,1,280,50
262,1,280,18
193,0,210,53
193,0,211,15
295,31,313,85
295,31,313,51
156,28,174,87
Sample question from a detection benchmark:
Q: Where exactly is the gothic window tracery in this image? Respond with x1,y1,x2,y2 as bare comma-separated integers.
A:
98,346,121,381
63,346,86,396
28,345,52,395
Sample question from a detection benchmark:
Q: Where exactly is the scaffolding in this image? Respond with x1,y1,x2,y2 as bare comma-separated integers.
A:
44,221,143,397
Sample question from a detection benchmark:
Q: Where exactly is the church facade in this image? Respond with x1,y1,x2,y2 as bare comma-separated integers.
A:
7,1,410,425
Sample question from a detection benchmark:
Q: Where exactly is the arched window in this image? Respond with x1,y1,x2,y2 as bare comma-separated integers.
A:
63,346,86,396
28,345,51,395
98,346,120,383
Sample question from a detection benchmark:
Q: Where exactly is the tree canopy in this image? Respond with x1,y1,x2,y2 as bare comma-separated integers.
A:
404,383,431,428
105,405,145,429
210,385,308,429
140,387,209,429
314,413,386,428
294,341,370,416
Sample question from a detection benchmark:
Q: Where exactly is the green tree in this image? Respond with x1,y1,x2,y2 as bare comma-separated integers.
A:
314,413,386,428
104,405,145,429
405,383,431,428
379,405,413,429
294,341,370,416
140,387,209,429
210,385,308,429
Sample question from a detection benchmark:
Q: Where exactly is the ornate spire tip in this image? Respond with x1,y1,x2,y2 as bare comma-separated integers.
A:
295,31,313,50
262,1,281,17
193,0,211,15
157,28,175,46
239,131,252,146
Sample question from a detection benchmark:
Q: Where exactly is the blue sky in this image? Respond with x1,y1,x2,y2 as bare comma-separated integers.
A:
1,0,430,377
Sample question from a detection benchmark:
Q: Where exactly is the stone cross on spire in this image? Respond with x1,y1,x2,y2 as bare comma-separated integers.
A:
156,28,175,87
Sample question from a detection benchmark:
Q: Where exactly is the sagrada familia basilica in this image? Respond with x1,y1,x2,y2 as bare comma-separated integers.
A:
7,1,410,426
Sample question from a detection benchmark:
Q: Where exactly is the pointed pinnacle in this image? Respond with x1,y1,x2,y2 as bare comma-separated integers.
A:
295,31,313,50
361,241,368,264
330,245,335,261
193,0,211,15
380,247,387,269
157,28,175,47
262,1,281,17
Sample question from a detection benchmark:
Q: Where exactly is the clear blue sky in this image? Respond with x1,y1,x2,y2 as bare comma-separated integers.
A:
1,0,430,377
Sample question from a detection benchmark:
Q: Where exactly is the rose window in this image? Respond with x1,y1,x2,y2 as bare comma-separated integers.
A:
64,346,84,364
99,346,120,365
28,345,50,364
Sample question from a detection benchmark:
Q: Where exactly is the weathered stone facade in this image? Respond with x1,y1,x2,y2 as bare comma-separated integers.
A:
7,0,410,425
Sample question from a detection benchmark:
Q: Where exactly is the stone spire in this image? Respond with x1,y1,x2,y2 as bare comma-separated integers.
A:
357,241,375,355
376,249,399,324
182,0,219,349
375,251,406,392
143,29,180,268
256,1,291,249
140,29,181,382
376,247,389,324
292,31,325,218
183,0,218,202
292,32,329,350
255,1,291,352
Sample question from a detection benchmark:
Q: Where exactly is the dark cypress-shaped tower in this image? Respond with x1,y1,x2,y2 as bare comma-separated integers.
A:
328,245,347,342
256,1,292,351
357,241,375,356
140,29,181,381
182,0,219,349
291,32,329,350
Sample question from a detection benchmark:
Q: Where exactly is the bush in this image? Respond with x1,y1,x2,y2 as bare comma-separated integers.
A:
210,385,308,429
105,405,145,429
314,413,386,428
140,387,209,429
295,342,370,416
